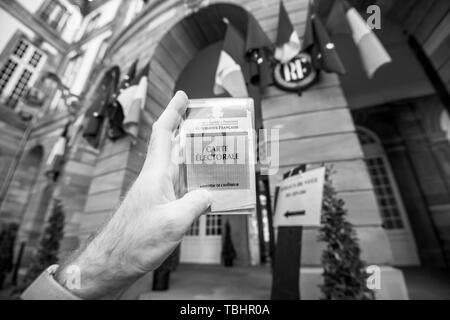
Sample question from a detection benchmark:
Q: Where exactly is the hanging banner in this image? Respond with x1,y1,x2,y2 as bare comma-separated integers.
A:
274,167,326,227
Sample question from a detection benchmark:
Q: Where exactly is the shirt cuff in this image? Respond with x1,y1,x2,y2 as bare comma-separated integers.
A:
21,265,82,300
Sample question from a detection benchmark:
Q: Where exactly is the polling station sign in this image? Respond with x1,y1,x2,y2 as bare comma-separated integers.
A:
274,167,326,227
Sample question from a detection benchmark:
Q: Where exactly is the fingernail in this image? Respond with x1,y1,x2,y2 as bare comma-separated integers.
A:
198,189,213,206
175,90,188,100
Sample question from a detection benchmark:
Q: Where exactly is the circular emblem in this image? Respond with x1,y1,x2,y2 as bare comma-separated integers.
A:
273,52,318,92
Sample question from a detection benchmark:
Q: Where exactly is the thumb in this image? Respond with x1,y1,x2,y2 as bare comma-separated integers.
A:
170,189,213,221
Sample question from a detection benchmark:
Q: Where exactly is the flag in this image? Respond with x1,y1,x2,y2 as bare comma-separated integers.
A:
303,1,346,75
83,102,107,148
327,0,391,78
214,21,248,98
116,63,149,143
46,122,70,181
83,66,120,148
274,1,301,63
120,59,138,89
245,15,273,89
106,100,125,141
107,60,139,141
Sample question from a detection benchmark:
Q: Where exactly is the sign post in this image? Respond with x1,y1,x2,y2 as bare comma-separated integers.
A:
271,165,326,300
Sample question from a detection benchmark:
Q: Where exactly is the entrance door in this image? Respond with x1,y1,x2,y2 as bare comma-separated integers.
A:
180,215,222,264
358,127,420,266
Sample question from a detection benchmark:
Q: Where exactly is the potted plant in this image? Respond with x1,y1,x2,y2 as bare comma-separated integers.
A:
21,199,65,291
222,221,236,267
319,168,375,300
0,223,19,290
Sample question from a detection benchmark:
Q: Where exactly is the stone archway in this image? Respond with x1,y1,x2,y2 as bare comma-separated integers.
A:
84,2,263,266
144,3,258,267
141,3,251,122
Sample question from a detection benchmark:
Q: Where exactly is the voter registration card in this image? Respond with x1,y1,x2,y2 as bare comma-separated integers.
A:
179,98,256,214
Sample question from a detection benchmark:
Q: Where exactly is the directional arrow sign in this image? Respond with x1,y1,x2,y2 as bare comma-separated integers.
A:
274,167,326,227
284,211,306,218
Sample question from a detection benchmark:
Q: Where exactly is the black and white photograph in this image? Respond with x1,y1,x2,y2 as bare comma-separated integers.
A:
0,0,449,306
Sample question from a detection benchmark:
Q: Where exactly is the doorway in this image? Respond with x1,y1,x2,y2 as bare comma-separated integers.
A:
140,2,266,266
181,215,222,264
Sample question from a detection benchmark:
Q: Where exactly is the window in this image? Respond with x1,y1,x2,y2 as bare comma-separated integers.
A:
358,129,377,145
365,157,404,229
6,69,33,108
13,40,29,59
48,6,66,30
40,1,57,22
358,128,405,230
29,51,43,68
0,36,47,109
206,215,222,236
0,59,18,95
186,219,200,236
39,0,71,32
186,215,222,237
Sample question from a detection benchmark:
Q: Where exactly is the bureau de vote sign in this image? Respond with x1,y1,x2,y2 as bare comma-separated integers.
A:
274,167,326,227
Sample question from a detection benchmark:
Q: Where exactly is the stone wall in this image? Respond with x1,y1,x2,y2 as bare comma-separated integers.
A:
0,106,26,224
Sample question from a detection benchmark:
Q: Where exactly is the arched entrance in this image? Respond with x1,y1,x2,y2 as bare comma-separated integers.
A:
174,40,235,264
145,3,258,266
357,127,420,266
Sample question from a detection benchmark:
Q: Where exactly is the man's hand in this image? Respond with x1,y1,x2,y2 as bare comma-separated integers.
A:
55,91,212,299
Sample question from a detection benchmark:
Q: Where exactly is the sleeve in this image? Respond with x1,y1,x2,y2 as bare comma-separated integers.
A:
21,265,82,300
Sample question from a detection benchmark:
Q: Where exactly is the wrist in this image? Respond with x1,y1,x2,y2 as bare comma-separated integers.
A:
55,238,141,299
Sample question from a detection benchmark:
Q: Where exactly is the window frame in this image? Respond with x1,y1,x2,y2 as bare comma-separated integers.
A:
0,34,47,109
186,215,223,237
358,127,410,231
37,0,71,32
